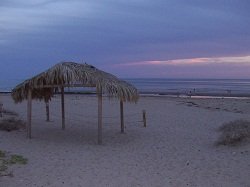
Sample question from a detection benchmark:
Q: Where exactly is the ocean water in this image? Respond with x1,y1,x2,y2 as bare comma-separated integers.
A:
124,78,250,97
1,78,250,97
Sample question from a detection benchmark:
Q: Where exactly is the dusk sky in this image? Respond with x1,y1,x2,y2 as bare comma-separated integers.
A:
1,0,250,82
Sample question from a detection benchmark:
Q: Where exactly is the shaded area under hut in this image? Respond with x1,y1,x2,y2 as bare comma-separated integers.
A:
11,62,139,144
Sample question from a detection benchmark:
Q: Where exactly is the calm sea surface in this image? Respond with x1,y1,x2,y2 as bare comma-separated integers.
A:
124,79,250,97
1,78,250,97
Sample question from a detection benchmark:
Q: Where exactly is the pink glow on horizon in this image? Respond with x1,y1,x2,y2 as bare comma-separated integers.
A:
116,55,250,67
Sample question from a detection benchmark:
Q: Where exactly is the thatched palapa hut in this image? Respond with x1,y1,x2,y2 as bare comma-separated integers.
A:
12,62,139,144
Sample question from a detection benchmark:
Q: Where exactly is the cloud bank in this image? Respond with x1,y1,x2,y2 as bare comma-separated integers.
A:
0,0,250,79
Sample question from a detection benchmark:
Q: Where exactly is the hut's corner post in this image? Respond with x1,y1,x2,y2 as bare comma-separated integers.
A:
27,88,32,138
97,87,103,145
61,87,65,130
120,100,124,133
45,100,50,122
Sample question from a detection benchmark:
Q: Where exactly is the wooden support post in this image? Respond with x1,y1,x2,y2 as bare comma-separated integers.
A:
143,110,146,127
27,89,32,138
61,87,65,130
97,87,103,145
120,100,124,133
45,101,50,122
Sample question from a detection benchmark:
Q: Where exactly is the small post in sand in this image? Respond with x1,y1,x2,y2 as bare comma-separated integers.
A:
0,102,3,117
143,110,146,127
97,87,103,145
27,88,32,138
61,87,65,130
120,100,124,133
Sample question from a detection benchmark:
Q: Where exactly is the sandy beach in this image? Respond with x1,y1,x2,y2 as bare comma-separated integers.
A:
0,93,250,187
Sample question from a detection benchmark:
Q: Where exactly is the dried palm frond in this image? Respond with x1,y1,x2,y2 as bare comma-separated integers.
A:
12,62,139,103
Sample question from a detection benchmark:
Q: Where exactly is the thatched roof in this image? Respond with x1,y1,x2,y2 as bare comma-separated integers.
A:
12,62,139,103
